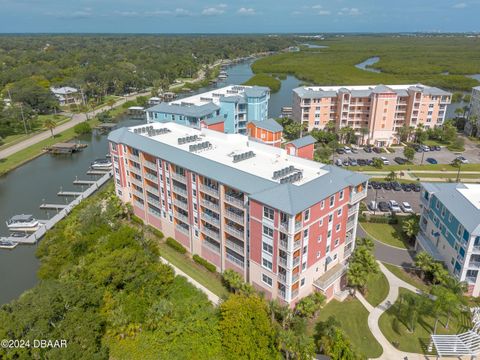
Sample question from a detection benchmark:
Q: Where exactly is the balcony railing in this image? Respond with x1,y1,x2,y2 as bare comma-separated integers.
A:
201,199,220,212
291,289,299,299
226,253,244,268
201,212,220,226
144,172,158,182
473,245,480,254
200,184,219,197
278,289,286,300
226,239,244,254
173,198,189,211
128,153,140,162
224,194,244,208
132,188,144,198
133,199,144,208
293,257,300,267
350,190,367,204
147,196,161,207
295,221,302,232
174,211,189,223
469,261,480,270
175,224,189,235
148,207,161,217
466,275,477,284
293,240,301,251
173,185,188,197
203,240,220,253
279,222,289,233
279,239,288,250
292,273,299,283
130,177,143,187
346,219,356,230
225,210,244,225
171,172,186,183
314,263,348,291
145,184,159,195
143,160,157,171
225,224,244,239
348,206,357,217
129,166,142,176
278,257,287,267
278,273,286,284
202,227,220,240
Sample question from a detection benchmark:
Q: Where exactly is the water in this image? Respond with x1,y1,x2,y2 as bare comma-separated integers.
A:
0,60,301,304
467,74,480,81
355,56,381,73
301,43,328,49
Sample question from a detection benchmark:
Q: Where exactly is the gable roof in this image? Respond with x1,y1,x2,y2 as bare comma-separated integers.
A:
288,135,317,148
249,118,283,133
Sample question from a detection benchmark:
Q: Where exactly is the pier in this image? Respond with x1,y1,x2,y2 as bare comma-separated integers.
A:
86,170,110,175
57,191,83,196
45,142,88,154
73,180,96,185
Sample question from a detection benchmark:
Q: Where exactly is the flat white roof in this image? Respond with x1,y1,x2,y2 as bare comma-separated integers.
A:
129,122,327,185
171,85,249,106
458,184,480,210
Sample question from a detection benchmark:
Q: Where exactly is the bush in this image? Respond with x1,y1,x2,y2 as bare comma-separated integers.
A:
131,215,144,225
73,122,92,135
147,226,164,239
364,215,399,224
193,254,216,272
166,237,187,254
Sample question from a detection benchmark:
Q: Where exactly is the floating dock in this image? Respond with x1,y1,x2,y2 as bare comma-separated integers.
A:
86,170,109,175
40,203,67,210
45,142,88,154
73,180,96,185
57,191,83,196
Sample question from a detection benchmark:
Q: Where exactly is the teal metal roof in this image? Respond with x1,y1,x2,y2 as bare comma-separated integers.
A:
249,118,283,133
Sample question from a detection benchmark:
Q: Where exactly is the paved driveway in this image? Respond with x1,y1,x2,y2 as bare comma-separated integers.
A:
364,186,421,213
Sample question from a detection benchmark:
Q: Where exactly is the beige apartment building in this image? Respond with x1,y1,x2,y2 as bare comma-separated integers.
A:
292,84,451,146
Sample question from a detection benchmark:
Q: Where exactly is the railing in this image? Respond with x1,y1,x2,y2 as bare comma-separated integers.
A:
473,245,480,254
279,239,288,250
291,273,299,283
203,240,220,253
314,264,348,290
200,184,219,197
201,212,220,226
144,172,158,182
129,166,142,176
145,184,159,195
171,172,186,183
292,257,300,267
225,224,244,239
293,240,301,251
344,247,353,258
202,227,220,240
278,273,286,284
128,153,140,162
147,196,161,207
348,206,357,217
174,211,189,223
225,210,244,225
278,257,287,267
350,190,367,204
173,185,188,197
226,253,244,268
133,199,144,208
294,221,302,231
173,198,189,211
226,239,244,254
291,289,299,299
148,207,161,217
469,261,480,269
346,219,356,230
130,177,143,187
175,224,189,235
278,289,287,300
279,222,289,233
201,199,220,212
224,194,244,208
143,160,157,171
132,188,144,198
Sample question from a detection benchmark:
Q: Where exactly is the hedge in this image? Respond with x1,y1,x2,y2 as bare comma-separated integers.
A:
166,237,187,254
363,215,399,225
193,254,216,272
147,225,164,239
131,215,144,226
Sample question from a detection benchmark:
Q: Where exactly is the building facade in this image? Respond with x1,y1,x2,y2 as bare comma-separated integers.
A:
465,86,480,137
292,84,451,146
50,86,82,106
416,183,480,296
247,119,283,147
146,85,269,135
108,122,368,305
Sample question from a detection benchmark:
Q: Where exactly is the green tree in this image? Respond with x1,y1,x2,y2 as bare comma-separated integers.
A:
398,291,426,332
414,124,427,144
397,125,413,143
347,241,379,294
402,215,420,240
442,123,457,143
454,107,465,118
414,251,434,281
403,146,415,161
294,292,325,318
107,98,116,109
44,117,56,138
372,158,383,169
385,170,397,182
450,158,462,182
219,294,278,360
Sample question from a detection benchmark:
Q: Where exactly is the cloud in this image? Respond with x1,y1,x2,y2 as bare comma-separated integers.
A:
45,7,94,19
337,7,361,16
174,8,193,17
237,7,256,16
452,2,467,8
312,5,323,9
202,4,227,16
317,10,331,15
291,10,302,15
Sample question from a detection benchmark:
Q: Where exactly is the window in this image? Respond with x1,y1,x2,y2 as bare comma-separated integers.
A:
302,262,307,271
317,251,321,259
321,200,325,210
333,254,337,260
262,242,273,255
303,245,308,254
457,224,464,237
194,230,199,237
263,206,274,220
192,174,196,182
326,245,330,253
448,213,453,222
303,228,309,238
263,225,274,238
337,208,342,217
262,258,273,271
329,214,333,223
436,200,440,210
300,278,305,287
327,230,332,238
339,190,344,200
335,238,339,247
194,203,198,211
329,195,335,207
336,224,341,232
193,189,197,197
262,274,273,287
304,209,310,221
319,218,323,226
317,235,322,243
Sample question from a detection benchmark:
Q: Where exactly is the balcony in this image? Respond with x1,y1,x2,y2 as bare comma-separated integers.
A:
148,207,161,217
173,185,188,197
344,247,353,258
201,198,220,212
132,188,144,198
278,257,287,267
472,245,480,254
291,289,299,299
144,172,158,182
147,196,161,207
279,222,289,233
278,289,287,300
278,273,287,284
291,273,299,283
143,160,157,171
350,189,367,204
292,257,300,267
226,253,244,268
279,239,288,250
224,194,244,208
225,224,245,239
202,227,220,240
171,172,186,183
200,184,219,197
201,212,220,226
225,210,244,225
175,224,189,235
203,240,220,253
348,206,357,217
128,153,140,162
295,221,302,232
130,176,143,187
226,239,245,254
129,166,142,176
293,240,301,251
133,199,144,208
346,219,356,231
466,275,477,284
145,184,159,195
469,261,480,270
174,211,189,224
313,263,348,291
173,198,189,211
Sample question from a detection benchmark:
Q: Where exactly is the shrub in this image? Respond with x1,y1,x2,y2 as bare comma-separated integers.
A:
147,226,164,239
131,215,144,225
73,122,92,135
166,237,187,254
193,254,216,272
364,215,399,224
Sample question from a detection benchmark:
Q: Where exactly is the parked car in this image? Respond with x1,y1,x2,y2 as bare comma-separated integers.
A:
383,182,392,190
371,181,381,189
388,200,401,213
401,183,412,192
456,156,469,164
366,159,374,166
368,201,377,211
335,158,343,166
380,156,390,165
433,145,441,151
401,202,413,213
357,159,367,166
342,159,349,166
336,148,345,154
349,158,358,166
378,201,389,212
351,148,359,154
413,184,421,192
421,144,430,152
344,146,352,153
364,146,373,153
394,157,407,164
373,147,382,153
429,146,436,151
426,157,438,164
391,182,401,191
414,145,423,153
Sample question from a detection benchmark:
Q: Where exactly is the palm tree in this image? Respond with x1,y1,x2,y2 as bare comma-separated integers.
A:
44,118,57,138
450,158,462,182
414,251,434,280
359,127,369,145
402,216,420,240
385,170,397,182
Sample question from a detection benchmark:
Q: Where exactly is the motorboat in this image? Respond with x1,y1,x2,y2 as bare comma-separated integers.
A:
0,239,17,250
91,158,113,169
6,214,39,232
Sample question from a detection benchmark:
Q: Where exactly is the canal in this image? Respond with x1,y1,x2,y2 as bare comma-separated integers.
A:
0,59,301,304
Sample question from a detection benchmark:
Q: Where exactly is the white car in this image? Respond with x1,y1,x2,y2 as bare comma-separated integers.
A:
401,202,413,213
368,201,377,211
380,156,390,165
343,146,352,153
335,159,343,166
388,200,401,213
456,156,469,164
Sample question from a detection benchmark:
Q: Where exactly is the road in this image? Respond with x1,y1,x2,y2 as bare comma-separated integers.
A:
0,91,150,160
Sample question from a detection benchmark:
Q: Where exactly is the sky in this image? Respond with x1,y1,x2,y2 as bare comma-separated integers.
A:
0,0,478,33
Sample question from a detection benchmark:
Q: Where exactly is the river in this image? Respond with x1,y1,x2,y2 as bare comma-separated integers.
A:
355,56,381,73
0,59,301,304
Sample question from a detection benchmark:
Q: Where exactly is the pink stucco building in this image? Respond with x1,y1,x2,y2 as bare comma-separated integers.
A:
108,122,368,305
293,84,451,146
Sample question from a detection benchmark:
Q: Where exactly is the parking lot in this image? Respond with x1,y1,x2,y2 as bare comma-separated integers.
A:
364,184,422,214
334,142,480,166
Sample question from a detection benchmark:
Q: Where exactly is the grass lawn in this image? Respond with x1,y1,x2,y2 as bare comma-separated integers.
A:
364,271,390,307
412,172,480,179
0,117,99,176
382,263,431,293
360,220,410,249
311,298,383,359
156,240,229,299
379,288,471,353
349,163,480,172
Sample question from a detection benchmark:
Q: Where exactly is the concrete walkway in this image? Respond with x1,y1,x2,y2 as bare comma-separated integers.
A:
159,257,221,306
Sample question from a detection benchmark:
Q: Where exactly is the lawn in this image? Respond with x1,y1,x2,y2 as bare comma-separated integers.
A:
379,288,471,353
360,220,410,249
382,263,431,293
412,172,480,180
364,271,389,307
243,73,281,92
349,163,480,172
312,298,383,359
156,240,229,299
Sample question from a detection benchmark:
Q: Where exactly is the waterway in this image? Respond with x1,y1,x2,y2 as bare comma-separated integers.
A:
355,56,381,73
0,59,301,304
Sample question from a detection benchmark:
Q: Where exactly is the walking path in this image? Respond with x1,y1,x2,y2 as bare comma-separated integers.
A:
159,257,220,306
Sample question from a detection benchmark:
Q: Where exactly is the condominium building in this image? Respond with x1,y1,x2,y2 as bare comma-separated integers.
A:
465,86,480,137
416,182,480,296
108,122,368,304
293,84,452,146
146,85,270,135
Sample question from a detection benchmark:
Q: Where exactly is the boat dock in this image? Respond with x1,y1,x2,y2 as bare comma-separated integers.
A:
45,142,88,154
86,169,110,175
3,170,113,247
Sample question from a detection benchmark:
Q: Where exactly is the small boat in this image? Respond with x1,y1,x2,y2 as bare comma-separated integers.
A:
6,214,39,232
0,239,18,250
91,158,113,169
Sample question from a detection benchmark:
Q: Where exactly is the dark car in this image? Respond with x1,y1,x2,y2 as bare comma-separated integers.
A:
413,184,421,192
372,182,382,189
366,159,374,166
414,145,423,153
383,182,392,190
378,201,390,212
373,147,382,153
394,157,407,165
357,159,367,166
426,157,438,164
434,145,441,151
429,146,436,151
391,182,402,191
336,148,345,154
342,159,349,166
364,146,373,153
401,183,412,192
